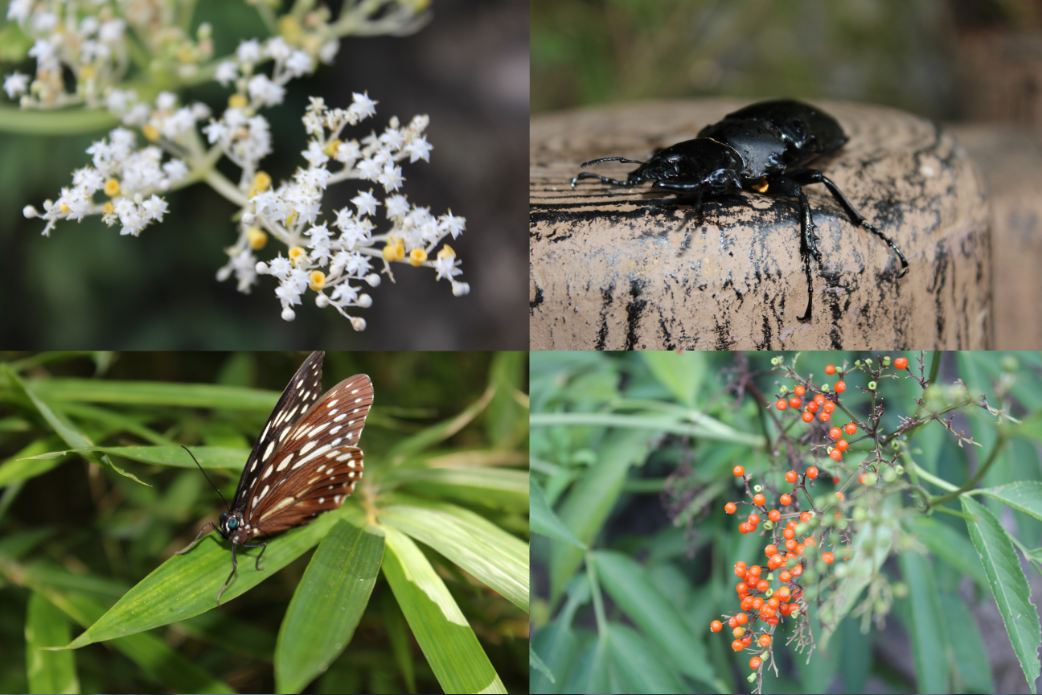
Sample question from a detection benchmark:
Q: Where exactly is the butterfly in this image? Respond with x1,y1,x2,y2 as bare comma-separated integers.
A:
181,351,374,603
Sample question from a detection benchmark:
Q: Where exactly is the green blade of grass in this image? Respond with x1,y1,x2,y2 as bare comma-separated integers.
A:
275,521,384,694
64,505,362,648
380,502,528,613
391,466,528,511
30,378,279,410
19,445,247,470
387,385,495,463
962,495,1041,694
531,481,584,549
380,526,505,694
25,592,79,694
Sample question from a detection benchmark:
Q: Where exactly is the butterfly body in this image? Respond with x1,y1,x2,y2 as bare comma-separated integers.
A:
182,351,373,603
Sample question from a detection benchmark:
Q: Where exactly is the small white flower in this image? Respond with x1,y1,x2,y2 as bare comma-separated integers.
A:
141,195,168,222
385,194,410,219
266,37,291,62
236,39,262,64
434,254,461,281
440,212,466,238
352,189,379,217
378,163,403,192
215,61,238,86
3,72,29,98
405,135,432,163
7,0,32,22
319,40,339,64
247,74,284,107
348,92,377,122
285,50,314,77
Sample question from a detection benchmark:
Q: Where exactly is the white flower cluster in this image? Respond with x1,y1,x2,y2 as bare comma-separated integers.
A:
224,94,469,329
6,0,468,329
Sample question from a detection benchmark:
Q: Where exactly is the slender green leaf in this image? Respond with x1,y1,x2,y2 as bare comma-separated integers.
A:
275,522,384,693
978,481,1042,522
2,366,148,487
19,445,248,470
642,352,703,407
30,378,279,410
394,466,527,510
898,551,950,694
531,482,584,549
604,622,687,694
38,589,232,693
380,502,528,613
486,351,527,449
0,439,62,487
65,505,362,648
550,429,654,601
388,386,495,463
592,551,717,688
942,592,995,693
25,592,79,694
962,496,1041,694
819,515,893,646
562,631,609,694
381,592,416,693
380,526,505,694
907,516,988,588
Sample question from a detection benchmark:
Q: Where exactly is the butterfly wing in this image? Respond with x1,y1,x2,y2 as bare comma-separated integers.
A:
232,351,325,508
245,373,374,535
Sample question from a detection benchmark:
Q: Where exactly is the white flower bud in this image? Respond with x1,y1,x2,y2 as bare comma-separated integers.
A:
315,293,329,307
452,281,470,297
350,316,367,332
357,293,372,308
365,273,380,287
22,205,38,218
281,307,296,321
255,261,268,274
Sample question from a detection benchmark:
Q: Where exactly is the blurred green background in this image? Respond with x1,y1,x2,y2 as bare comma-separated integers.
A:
531,351,1042,694
0,351,529,693
0,0,528,349
532,0,1042,119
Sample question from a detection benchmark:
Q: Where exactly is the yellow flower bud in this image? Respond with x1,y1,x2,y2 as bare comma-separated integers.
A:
308,271,326,291
324,139,342,157
288,246,306,265
246,227,267,250
104,178,121,197
437,244,456,259
228,93,248,109
409,247,428,267
142,124,160,142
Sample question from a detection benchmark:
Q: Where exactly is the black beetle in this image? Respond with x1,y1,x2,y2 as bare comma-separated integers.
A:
569,99,908,322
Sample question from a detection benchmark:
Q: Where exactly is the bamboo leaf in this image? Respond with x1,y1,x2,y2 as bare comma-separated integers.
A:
642,352,703,407
275,522,384,693
25,592,79,694
380,502,528,613
19,445,248,470
962,496,1041,693
2,366,148,487
388,386,495,463
65,505,361,648
30,378,279,410
394,466,527,511
531,481,584,549
380,526,505,694
898,551,950,694
591,551,717,688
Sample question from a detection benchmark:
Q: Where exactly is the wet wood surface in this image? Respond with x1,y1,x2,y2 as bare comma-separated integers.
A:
530,99,992,350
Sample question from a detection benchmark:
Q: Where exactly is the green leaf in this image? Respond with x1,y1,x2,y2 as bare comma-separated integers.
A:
591,551,716,688
380,502,528,613
978,481,1042,522
380,526,505,694
2,366,149,487
394,466,528,511
907,516,988,589
485,351,527,449
25,592,79,694
898,551,950,694
65,505,361,648
961,495,1041,693
941,592,995,693
275,522,384,693
531,481,584,549
388,386,495,463
641,352,703,407
380,592,416,693
550,429,654,601
818,515,893,646
30,378,279,410
36,589,232,693
19,445,248,471
604,622,687,694
0,439,62,487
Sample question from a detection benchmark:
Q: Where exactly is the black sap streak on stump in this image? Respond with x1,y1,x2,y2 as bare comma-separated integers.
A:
529,100,992,350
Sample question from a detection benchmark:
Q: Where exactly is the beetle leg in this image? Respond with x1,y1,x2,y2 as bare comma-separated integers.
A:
766,176,819,322
650,180,705,191
578,155,646,167
788,169,909,276
570,171,641,188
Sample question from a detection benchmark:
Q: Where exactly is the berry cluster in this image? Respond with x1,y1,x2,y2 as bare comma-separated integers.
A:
712,355,912,687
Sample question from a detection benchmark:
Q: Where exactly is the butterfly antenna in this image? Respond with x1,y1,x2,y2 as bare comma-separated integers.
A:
181,445,228,507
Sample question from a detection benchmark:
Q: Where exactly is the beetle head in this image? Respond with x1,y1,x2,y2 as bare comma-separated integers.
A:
645,138,744,194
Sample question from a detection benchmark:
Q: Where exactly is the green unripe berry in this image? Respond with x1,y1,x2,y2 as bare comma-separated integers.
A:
852,506,868,522
894,464,905,475
867,380,877,391
893,582,908,598
821,383,831,392
882,356,891,366
771,356,782,366
747,673,758,684
861,472,878,486
865,358,873,365
762,520,774,531
882,468,898,483
836,518,849,530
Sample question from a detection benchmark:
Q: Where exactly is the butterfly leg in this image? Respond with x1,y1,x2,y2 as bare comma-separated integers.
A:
176,521,218,555
240,541,268,571
216,544,239,605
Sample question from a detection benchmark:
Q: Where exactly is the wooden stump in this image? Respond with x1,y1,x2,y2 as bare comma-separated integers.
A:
530,100,992,350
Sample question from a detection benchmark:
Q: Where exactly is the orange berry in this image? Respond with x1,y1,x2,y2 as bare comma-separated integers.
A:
806,401,819,413
829,448,842,461
894,356,909,370
749,656,762,670
764,543,779,557
806,466,819,480
835,491,845,501
834,380,846,394
776,586,791,601
794,385,806,397
738,522,752,534
825,364,836,375
783,527,796,540
733,465,745,478
836,439,849,452
844,422,857,436
799,511,813,523
802,410,814,423
779,493,793,506
823,400,836,413
778,570,792,583
775,399,788,411
731,639,744,652
828,426,842,440
735,612,748,626
768,509,781,522
725,501,738,514
710,620,723,633
753,493,766,507
748,513,761,525
789,396,802,409
733,626,746,638
823,551,835,564
785,470,798,484
756,579,769,593
818,411,831,422
747,565,762,578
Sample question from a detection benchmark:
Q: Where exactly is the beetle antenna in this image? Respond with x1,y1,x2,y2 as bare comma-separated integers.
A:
181,445,228,507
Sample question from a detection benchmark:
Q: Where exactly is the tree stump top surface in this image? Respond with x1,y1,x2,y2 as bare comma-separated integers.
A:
530,99,991,350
